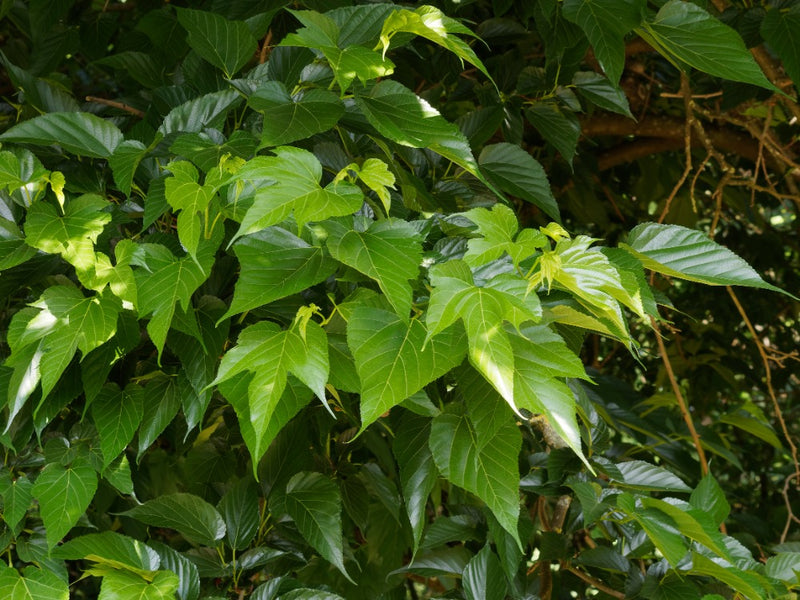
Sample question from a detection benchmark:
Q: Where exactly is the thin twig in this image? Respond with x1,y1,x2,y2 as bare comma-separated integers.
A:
651,317,709,476
562,565,626,599
85,96,144,118
726,287,800,490
259,30,273,64
658,74,693,224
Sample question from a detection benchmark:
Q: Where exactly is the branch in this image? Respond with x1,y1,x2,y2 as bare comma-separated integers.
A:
85,96,144,118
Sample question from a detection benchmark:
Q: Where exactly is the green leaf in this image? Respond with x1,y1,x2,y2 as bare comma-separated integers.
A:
691,552,765,600
391,546,473,577
176,8,256,78
134,230,221,359
283,471,352,582
218,478,260,550
462,544,508,600
91,383,145,468
612,460,691,492
341,158,396,214
461,205,545,268
24,194,110,270
164,161,214,258
354,80,480,177
0,565,69,600
393,414,438,554
509,325,590,466
137,375,182,461
53,531,161,574
622,222,790,295
765,552,800,583
121,493,226,547
617,494,687,566
0,112,123,158
249,82,345,147
4,286,120,428
429,400,522,546
761,6,800,90
211,320,327,464
158,90,243,137
109,140,148,197
0,218,37,272
426,261,541,414
690,473,730,526
638,0,777,91
348,307,466,430
325,219,422,319
225,227,337,318
573,72,633,116
233,148,363,240
96,569,179,600
562,0,645,84
149,542,200,600
479,144,559,221
31,456,98,549
640,497,729,559
277,591,346,600
94,51,165,88
0,473,32,529
379,6,492,82
525,102,580,165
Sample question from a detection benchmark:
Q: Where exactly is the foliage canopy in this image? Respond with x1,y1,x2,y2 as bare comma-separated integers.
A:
0,0,798,599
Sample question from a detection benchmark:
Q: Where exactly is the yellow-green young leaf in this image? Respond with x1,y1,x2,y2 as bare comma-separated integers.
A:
429,402,522,548
0,149,48,193
348,158,396,214
97,569,179,600
91,384,145,469
0,565,69,600
354,81,480,177
224,228,337,319
31,457,98,549
325,219,423,320
282,471,353,582
347,307,466,431
562,0,645,84
164,161,215,258
249,82,345,147
0,112,123,158
638,0,777,91
233,148,364,240
4,287,120,429
640,497,730,559
121,494,225,547
379,6,491,82
176,8,256,78
621,222,793,296
211,319,327,465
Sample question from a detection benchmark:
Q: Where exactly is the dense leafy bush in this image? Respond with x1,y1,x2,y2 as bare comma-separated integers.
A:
0,1,798,599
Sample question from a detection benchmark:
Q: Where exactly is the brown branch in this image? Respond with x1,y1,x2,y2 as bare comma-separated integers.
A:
658,74,694,223
562,566,626,599
259,30,273,64
651,317,709,476
750,46,800,123
85,96,144,118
